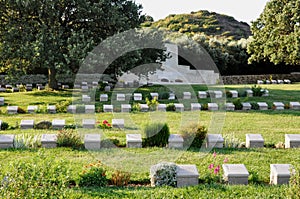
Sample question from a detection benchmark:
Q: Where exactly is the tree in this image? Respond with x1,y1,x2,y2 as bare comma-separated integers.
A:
0,0,145,89
248,0,300,65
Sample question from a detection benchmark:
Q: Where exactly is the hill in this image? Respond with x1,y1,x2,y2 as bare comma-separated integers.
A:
142,10,251,40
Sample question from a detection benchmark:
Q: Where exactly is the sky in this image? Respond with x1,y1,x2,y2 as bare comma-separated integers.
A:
134,0,270,24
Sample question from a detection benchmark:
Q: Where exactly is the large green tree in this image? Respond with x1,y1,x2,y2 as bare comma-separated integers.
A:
248,0,300,65
0,0,145,89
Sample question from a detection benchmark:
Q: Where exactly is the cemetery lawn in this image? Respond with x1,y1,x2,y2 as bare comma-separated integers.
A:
0,83,299,198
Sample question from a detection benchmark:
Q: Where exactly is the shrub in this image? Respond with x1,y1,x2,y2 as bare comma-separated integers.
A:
97,120,112,129
146,97,159,111
158,92,170,100
56,100,71,113
223,133,242,148
232,98,242,110
201,103,208,110
132,103,141,112
78,161,107,187
14,134,41,149
64,124,77,129
181,123,207,148
225,90,232,98
0,154,71,198
1,121,9,130
35,121,52,129
57,129,83,149
251,102,259,110
150,162,177,187
17,107,26,114
99,82,108,91
166,103,176,111
111,170,131,186
251,85,264,97
142,123,170,147
76,104,86,113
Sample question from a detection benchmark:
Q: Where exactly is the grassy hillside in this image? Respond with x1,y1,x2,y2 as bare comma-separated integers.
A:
142,10,251,40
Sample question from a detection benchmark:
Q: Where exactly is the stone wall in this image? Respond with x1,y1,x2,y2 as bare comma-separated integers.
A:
221,73,300,85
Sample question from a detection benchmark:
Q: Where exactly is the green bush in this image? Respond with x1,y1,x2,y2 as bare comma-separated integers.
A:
35,121,52,129
251,102,259,110
251,85,264,97
181,123,207,148
201,103,208,110
232,98,242,110
57,129,83,149
78,161,107,187
150,162,177,187
146,97,159,111
14,134,41,149
0,154,71,198
158,92,170,100
132,103,141,112
111,170,131,186
142,123,170,147
56,100,71,113
64,124,77,129
166,103,176,111
1,121,9,130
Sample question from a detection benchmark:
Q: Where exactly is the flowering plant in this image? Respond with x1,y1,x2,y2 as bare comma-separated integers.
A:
204,151,228,184
78,160,107,187
97,120,112,129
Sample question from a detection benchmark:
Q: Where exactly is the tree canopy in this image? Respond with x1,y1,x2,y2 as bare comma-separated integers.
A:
0,0,146,89
248,0,300,65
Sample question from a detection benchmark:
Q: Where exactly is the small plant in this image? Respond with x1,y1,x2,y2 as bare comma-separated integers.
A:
225,90,233,98
78,161,107,187
223,133,242,148
97,120,112,129
14,134,41,149
181,123,207,148
166,103,176,111
288,166,300,198
204,152,228,184
251,85,264,97
142,123,170,147
146,97,159,111
132,103,141,112
251,102,259,110
56,100,71,113
111,170,131,186
57,129,83,149
150,162,177,187
248,170,260,184
232,98,242,110
158,92,169,100
1,121,9,130
201,103,208,110
64,124,77,129
35,121,52,129
17,107,26,114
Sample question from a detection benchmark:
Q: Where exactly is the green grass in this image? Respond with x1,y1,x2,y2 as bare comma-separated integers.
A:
0,84,299,198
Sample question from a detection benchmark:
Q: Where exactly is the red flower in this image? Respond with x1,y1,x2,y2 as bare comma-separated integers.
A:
107,123,111,127
103,120,108,124
214,165,220,174
208,164,214,169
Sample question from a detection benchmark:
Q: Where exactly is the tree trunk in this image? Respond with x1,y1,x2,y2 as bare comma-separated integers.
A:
48,67,58,90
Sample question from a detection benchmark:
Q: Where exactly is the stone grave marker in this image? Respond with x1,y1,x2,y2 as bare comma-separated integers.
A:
245,90,253,97
121,104,131,112
150,93,159,99
290,102,300,110
20,120,34,129
62,85,69,89
0,97,4,105
116,93,125,101
257,102,268,110
257,80,263,84
271,80,277,84
157,104,167,111
206,134,224,148
112,119,124,128
284,79,291,84
208,103,218,111
52,119,65,129
285,134,300,148
168,93,175,100
262,89,269,97
191,103,201,111
81,85,89,92
67,105,76,114
103,105,113,112
176,165,199,187
85,105,95,113
168,134,184,149
225,103,235,111
27,105,38,113
0,134,15,149
183,92,191,99
222,164,249,185
7,106,18,114
82,119,96,129
84,134,101,150
100,94,108,102
198,91,207,99
133,93,142,101
242,102,251,110
82,95,91,102
126,134,142,148
104,86,111,92
139,104,149,112
47,105,56,114
273,102,284,110
229,90,238,98
277,80,284,84
270,164,292,185
246,134,264,148
41,134,57,148
174,103,184,112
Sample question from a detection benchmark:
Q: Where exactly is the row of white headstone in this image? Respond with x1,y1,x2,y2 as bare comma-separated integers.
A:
257,79,291,84
150,163,293,187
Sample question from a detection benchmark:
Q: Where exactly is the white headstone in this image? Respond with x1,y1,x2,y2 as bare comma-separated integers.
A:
208,103,218,111
176,165,199,187
257,102,268,110
229,90,238,98
27,105,38,113
157,104,167,111
0,134,15,148
121,104,131,112
103,105,113,112
198,91,207,99
225,103,235,111
67,105,76,114
246,134,264,148
242,102,251,110
222,164,249,185
174,103,184,112
112,119,125,128
168,134,184,149
82,119,96,129
273,102,284,110
126,134,142,148
20,120,34,129
133,93,142,101
206,134,224,148
85,105,95,113
41,134,57,148
116,94,125,101
183,92,191,99
285,134,300,148
290,102,300,110
191,103,201,111
47,105,56,114
7,106,18,114
84,134,101,150
52,119,65,129
270,164,292,185
100,94,108,102
139,104,149,112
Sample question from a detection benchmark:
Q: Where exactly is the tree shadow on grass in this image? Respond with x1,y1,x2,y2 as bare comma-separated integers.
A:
28,90,73,98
